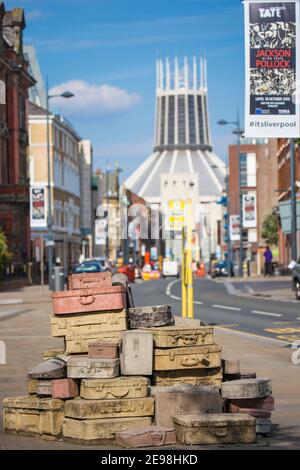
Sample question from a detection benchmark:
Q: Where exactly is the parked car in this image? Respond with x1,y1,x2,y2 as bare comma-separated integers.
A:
72,260,107,274
292,260,300,300
211,260,229,278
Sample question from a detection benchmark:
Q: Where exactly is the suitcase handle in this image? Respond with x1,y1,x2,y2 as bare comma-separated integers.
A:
79,295,95,305
107,389,130,398
181,357,200,367
214,426,228,437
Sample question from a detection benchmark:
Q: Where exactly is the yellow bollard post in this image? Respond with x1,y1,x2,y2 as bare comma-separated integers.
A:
186,199,194,319
181,226,187,318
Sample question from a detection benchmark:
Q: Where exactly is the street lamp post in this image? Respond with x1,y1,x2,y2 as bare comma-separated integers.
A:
290,138,298,261
218,112,244,277
46,79,74,289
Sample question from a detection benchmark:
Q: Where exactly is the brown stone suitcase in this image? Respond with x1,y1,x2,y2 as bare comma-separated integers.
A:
68,272,112,290
63,417,152,444
88,341,119,359
227,396,275,411
229,404,271,419
153,344,222,371
37,380,52,396
51,310,127,338
52,378,78,399
28,358,67,380
80,376,149,400
65,331,121,354
128,305,174,329
222,359,240,375
115,426,177,448
221,378,272,399
67,356,119,379
3,396,65,439
153,368,223,387
64,397,154,420
173,413,256,445
27,379,38,395
52,286,126,315
151,385,223,428
145,324,214,348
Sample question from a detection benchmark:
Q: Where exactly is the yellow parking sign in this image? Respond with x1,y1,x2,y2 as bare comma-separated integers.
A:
167,200,186,231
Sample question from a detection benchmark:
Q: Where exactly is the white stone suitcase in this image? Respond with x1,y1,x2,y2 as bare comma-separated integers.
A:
120,330,153,376
221,378,272,399
67,356,119,379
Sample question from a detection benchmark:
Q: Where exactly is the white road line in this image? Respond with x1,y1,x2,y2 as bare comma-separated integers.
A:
252,310,282,318
165,279,180,296
296,317,300,321
194,300,203,305
170,295,181,301
212,304,242,311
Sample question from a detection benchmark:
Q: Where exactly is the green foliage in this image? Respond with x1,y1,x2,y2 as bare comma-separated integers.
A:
0,230,12,268
262,214,279,246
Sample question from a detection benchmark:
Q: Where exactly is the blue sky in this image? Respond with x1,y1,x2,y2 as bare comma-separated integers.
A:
5,0,245,179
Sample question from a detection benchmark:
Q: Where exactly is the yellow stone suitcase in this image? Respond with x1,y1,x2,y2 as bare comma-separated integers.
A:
144,325,214,348
153,344,222,371
27,379,38,395
65,397,154,420
43,349,65,360
3,396,64,439
51,310,127,338
80,376,150,400
63,417,152,444
65,331,121,354
153,368,223,387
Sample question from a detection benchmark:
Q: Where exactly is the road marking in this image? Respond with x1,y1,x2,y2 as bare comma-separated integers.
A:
194,300,203,305
170,295,181,301
0,299,23,305
212,304,242,311
252,310,282,318
297,318,300,321
215,326,289,345
165,279,181,296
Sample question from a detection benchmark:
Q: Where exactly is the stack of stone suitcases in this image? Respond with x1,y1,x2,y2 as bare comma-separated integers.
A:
3,272,275,447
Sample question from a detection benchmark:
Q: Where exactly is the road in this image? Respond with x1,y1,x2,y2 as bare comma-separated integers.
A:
132,277,300,344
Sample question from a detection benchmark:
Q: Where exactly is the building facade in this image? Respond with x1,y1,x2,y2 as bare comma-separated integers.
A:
28,102,82,272
125,56,226,262
0,4,34,265
228,138,278,275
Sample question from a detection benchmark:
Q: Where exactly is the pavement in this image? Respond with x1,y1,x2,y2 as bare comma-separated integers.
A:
0,283,300,450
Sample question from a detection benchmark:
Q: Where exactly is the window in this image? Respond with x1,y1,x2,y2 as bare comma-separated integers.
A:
19,94,26,130
240,154,248,187
188,95,196,144
168,96,175,145
178,95,185,144
197,96,204,144
160,97,166,145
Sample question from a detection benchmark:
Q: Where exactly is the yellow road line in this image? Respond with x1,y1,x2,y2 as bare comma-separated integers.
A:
215,326,289,345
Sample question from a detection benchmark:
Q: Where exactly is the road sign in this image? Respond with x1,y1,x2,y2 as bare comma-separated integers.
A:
167,200,186,231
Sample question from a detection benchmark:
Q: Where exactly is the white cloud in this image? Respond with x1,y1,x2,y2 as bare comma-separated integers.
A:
26,9,52,21
49,80,142,118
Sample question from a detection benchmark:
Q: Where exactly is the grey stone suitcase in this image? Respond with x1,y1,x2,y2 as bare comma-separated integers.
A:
174,413,256,445
128,305,174,329
28,358,67,380
256,418,272,434
120,331,153,376
67,356,119,379
221,378,272,399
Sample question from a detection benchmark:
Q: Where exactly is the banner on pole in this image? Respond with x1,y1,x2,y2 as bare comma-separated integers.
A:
166,200,186,231
30,187,47,227
230,215,241,241
244,0,300,137
95,219,107,245
242,194,257,228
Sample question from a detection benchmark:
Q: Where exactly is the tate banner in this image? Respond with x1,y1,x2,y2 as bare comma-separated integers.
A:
242,194,257,228
244,0,300,137
30,187,47,228
230,215,241,241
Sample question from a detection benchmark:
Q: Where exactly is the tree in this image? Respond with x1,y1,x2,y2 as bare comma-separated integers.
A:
0,230,12,268
262,214,279,246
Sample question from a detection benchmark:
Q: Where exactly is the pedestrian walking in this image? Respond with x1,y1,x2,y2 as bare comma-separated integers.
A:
264,245,273,277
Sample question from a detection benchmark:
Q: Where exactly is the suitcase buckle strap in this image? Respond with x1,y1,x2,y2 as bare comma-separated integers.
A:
110,389,130,398
181,357,200,367
79,295,95,305
214,425,228,437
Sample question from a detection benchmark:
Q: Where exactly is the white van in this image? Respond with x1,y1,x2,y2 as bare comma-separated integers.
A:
162,260,179,278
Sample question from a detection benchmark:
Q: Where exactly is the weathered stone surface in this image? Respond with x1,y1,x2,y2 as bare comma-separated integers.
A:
28,358,66,379
3,396,64,438
128,305,174,329
152,385,223,428
256,418,272,434
43,349,65,360
221,378,272,399
144,324,214,348
80,376,149,400
65,332,121,354
153,368,223,387
116,426,176,448
222,359,240,375
51,310,127,337
63,417,152,443
52,378,78,399
64,397,154,420
67,356,119,379
88,341,119,359
227,396,275,411
37,380,52,396
120,331,153,376
153,344,222,371
27,379,37,395
229,405,271,419
174,413,256,445
68,272,112,290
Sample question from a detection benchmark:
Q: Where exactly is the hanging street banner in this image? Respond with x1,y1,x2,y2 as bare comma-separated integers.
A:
242,194,257,228
30,187,47,228
244,0,300,137
230,215,241,241
95,219,107,245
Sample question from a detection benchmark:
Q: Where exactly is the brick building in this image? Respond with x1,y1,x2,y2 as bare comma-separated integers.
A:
228,138,278,275
277,138,300,266
0,4,34,264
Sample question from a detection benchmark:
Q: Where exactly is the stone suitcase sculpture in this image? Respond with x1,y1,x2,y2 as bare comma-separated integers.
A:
153,344,222,371
146,324,214,348
115,426,177,448
221,378,272,399
153,368,223,387
68,272,112,290
80,376,149,400
28,358,67,380
88,341,119,359
120,330,153,376
67,356,119,379
128,305,174,329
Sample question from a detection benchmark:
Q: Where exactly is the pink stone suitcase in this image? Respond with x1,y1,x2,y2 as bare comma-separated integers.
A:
52,287,126,315
52,379,79,399
229,404,271,419
68,272,112,290
115,426,176,448
88,341,119,359
227,396,275,411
